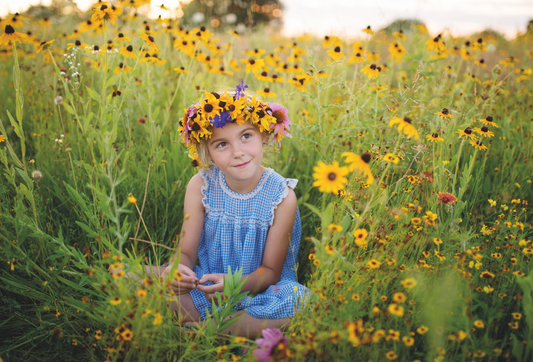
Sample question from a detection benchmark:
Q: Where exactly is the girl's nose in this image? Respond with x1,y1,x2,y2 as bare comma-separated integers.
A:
231,144,245,157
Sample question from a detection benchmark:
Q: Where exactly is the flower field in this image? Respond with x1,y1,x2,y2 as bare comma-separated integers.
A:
1,3,533,361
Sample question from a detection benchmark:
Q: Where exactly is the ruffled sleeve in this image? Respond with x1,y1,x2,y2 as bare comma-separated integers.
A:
269,178,298,226
198,168,211,213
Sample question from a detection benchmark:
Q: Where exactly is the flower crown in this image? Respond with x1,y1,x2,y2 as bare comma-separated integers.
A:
178,81,292,166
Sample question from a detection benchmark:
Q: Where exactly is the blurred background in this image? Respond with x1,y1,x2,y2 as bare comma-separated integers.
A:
2,0,533,38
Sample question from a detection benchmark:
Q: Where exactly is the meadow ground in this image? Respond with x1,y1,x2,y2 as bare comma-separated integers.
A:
0,5,532,362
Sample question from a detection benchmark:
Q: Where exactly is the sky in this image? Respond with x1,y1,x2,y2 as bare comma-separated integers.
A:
1,0,533,38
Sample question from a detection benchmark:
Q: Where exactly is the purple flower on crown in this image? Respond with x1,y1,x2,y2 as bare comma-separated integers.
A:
210,111,230,128
252,328,288,362
234,80,249,100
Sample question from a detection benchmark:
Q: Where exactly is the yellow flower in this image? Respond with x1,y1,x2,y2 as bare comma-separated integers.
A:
488,199,497,207
402,336,415,346
474,320,485,328
417,325,429,334
140,32,158,53
426,133,444,142
433,238,443,245
353,228,368,246
367,259,381,269
389,116,419,140
341,152,374,185
0,135,6,143
401,278,418,289
383,153,400,164
327,46,346,61
361,63,382,79
128,195,137,204
393,292,406,303
137,289,147,299
362,26,375,35
0,25,31,46
312,161,349,193
240,58,265,74
153,311,163,325
257,87,277,98
388,303,404,317
91,4,122,25
110,297,122,306
328,224,343,232
385,351,397,360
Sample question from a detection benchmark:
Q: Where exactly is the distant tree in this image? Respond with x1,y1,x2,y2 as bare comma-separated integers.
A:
23,0,82,20
379,19,426,35
179,0,283,31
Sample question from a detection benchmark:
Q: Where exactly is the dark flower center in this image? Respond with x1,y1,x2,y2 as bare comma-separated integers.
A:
328,172,337,181
182,40,187,45
486,116,493,122
100,5,108,10
211,92,220,99
204,104,214,113
40,41,47,46
298,78,305,85
442,108,449,114
403,117,412,124
433,37,439,42
148,36,154,42
481,126,488,132
127,45,133,51
325,35,329,40
94,45,99,51
370,64,377,70
272,74,278,79
356,52,361,57
5,25,15,34
273,110,285,124
119,63,123,68
465,41,470,46
75,40,81,46
464,127,472,135
334,46,340,52
261,71,267,76
200,26,206,32
118,33,124,37
228,105,235,112
477,38,482,43
264,87,270,93
191,123,201,131
432,133,439,138
361,153,371,163
249,59,255,65
479,59,484,64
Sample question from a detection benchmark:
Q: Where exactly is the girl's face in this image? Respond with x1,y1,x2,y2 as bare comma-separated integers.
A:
207,120,268,192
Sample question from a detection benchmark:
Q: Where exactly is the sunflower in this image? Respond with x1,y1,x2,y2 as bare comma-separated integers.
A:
361,63,382,79
349,52,365,64
479,115,499,128
0,25,30,46
426,133,444,143
389,116,419,140
312,161,349,193
470,140,488,151
474,126,494,138
457,127,477,141
257,87,276,98
341,152,374,185
435,108,453,119
327,46,346,61
139,32,158,53
91,4,122,25
36,39,55,53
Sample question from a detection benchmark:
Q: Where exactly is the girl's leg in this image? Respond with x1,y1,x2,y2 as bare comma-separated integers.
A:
170,293,202,324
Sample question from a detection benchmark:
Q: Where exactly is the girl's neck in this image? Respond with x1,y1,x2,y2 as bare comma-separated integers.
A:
222,165,267,194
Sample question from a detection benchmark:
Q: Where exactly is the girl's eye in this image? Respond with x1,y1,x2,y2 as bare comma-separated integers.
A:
242,133,251,140
217,142,227,148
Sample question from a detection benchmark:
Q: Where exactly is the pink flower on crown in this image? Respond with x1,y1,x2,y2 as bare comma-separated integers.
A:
267,103,292,146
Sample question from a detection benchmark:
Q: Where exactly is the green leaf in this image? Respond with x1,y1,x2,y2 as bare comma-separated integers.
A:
86,86,101,103
15,167,33,191
75,221,98,237
63,103,76,115
304,202,322,218
6,110,22,138
339,213,351,235
64,182,90,213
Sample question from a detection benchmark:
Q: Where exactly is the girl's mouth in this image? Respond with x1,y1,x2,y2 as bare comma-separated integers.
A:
234,160,251,168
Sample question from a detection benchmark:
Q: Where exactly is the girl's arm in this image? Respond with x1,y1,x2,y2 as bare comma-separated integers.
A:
163,173,205,291
242,187,298,294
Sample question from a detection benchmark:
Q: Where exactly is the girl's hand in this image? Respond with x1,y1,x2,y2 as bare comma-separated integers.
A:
162,264,199,295
197,273,225,304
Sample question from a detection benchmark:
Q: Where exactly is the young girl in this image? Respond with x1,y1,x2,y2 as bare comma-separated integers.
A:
145,82,309,339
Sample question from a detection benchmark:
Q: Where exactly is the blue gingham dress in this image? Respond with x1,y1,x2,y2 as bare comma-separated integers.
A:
189,166,310,319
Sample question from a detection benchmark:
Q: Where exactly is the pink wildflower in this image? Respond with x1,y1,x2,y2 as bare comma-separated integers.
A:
252,328,288,362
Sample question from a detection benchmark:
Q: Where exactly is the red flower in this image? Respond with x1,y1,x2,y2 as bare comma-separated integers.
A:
138,118,146,124
437,192,457,204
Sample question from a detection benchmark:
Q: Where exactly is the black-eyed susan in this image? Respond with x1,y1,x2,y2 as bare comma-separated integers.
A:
499,56,519,67
479,115,500,128
0,25,30,46
257,87,276,98
393,292,406,303
36,39,55,53
435,108,453,119
91,4,122,25
327,46,345,61
401,278,418,288
353,228,368,246
328,224,343,232
461,48,475,60
393,29,406,41
227,30,240,40
242,48,266,58
433,238,443,245
114,62,132,75
366,51,380,62
288,76,308,91
426,133,444,143
426,36,445,52
389,116,419,140
173,66,188,74
114,32,130,42
110,296,122,305
342,152,374,185
367,259,381,269
475,59,486,67
457,127,477,141
312,161,349,193
67,39,88,50
139,32,158,53
120,45,136,59
256,71,273,82
361,63,381,79
383,153,400,164
388,303,404,317
474,126,494,138
349,52,365,64
362,25,375,35
388,43,405,62
417,325,429,334
197,92,222,120
470,139,488,151
240,58,265,74
323,35,341,48
175,39,195,56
